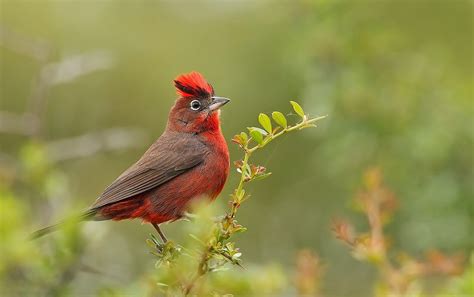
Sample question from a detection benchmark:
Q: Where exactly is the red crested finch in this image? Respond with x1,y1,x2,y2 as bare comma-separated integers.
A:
32,72,230,242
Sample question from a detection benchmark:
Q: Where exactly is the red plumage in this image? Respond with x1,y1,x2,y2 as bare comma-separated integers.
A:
98,127,229,225
174,71,214,98
32,71,230,240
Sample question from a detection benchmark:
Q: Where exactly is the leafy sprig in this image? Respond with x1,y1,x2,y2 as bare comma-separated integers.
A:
149,101,327,295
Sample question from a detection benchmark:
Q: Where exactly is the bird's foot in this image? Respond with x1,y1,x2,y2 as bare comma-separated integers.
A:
151,223,168,243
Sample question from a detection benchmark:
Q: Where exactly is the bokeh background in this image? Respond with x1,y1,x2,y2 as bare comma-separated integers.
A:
1,1,472,296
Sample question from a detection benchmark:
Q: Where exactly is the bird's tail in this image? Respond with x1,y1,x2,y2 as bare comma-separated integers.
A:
30,209,97,239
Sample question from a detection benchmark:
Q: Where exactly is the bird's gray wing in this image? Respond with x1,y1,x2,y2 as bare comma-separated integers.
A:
90,134,207,209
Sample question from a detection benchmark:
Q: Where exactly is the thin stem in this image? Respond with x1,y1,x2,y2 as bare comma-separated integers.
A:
236,152,250,196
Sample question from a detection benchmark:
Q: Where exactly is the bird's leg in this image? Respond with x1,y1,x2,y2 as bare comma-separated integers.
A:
152,223,168,243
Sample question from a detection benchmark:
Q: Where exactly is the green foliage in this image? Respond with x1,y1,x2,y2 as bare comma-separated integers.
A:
289,101,305,118
271,111,287,129
247,127,264,145
257,113,272,134
0,150,85,297
147,102,325,295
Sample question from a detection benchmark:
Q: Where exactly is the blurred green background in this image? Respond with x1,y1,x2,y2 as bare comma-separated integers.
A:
1,0,472,296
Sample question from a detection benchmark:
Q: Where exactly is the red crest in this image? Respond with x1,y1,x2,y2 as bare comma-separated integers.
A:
174,71,214,98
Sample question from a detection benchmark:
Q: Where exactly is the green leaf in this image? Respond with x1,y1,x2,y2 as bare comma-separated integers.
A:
247,127,268,136
258,113,272,134
146,238,157,248
249,129,263,144
240,132,248,143
272,111,287,128
290,101,305,118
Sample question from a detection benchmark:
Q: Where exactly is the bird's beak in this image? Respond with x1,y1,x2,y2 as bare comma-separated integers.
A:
209,96,231,111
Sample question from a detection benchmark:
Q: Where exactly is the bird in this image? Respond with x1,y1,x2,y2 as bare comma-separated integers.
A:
32,71,230,242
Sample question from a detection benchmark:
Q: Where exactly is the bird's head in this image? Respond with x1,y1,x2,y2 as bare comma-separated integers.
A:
167,71,230,133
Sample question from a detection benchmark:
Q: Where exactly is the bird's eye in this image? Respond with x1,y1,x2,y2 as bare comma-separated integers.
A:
190,100,201,111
